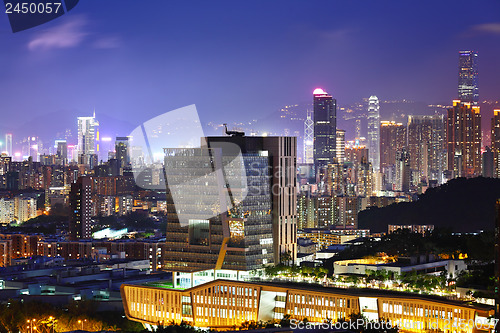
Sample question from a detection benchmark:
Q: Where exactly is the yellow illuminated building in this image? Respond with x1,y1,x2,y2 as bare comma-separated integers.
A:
121,279,494,332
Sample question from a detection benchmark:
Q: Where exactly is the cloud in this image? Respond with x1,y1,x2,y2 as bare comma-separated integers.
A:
27,16,88,51
93,36,121,49
469,22,500,36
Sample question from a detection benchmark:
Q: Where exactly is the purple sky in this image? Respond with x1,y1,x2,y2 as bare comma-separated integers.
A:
1,0,500,141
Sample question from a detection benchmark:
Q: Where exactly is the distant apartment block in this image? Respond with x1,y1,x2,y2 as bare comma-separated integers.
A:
388,224,435,235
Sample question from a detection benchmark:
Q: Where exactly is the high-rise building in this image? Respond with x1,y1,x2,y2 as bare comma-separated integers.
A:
355,119,361,140
115,137,130,168
5,134,12,157
77,113,99,163
345,146,369,167
313,88,336,171
357,156,373,197
69,176,93,240
491,110,500,178
407,115,445,183
395,149,411,192
336,129,345,164
458,51,479,104
380,121,406,170
55,140,67,165
303,111,314,164
482,146,494,178
447,100,482,178
163,135,297,272
367,96,380,171
206,135,297,265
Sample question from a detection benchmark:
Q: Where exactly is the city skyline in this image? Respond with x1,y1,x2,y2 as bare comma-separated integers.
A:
1,2,500,331
0,1,500,137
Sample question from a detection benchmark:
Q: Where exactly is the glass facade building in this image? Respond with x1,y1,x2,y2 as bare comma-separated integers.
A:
313,89,336,171
458,51,478,104
367,96,380,171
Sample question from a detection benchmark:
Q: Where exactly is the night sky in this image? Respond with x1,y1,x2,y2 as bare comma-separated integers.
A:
1,0,500,140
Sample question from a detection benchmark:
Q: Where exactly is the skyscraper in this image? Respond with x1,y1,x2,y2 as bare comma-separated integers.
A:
303,110,314,164
458,51,479,104
447,100,482,178
482,146,494,178
77,113,99,162
491,110,500,178
336,129,345,164
115,137,130,168
407,115,445,183
55,140,67,165
367,96,380,171
313,88,336,171
380,121,406,170
69,176,93,240
164,134,297,273
5,134,12,157
395,149,411,192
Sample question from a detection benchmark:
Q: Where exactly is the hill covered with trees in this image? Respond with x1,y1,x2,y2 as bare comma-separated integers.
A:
358,177,500,233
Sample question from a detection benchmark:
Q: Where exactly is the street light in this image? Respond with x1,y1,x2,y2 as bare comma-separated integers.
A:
27,319,36,333
78,319,86,331
48,316,54,333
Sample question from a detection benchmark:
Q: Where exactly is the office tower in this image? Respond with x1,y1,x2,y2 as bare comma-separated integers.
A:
407,115,445,183
380,121,406,170
336,129,345,164
55,140,67,165
395,149,411,192
313,88,336,171
29,137,39,162
491,110,500,178
163,135,296,272
367,96,380,171
69,176,93,240
206,135,297,265
115,137,130,168
5,134,12,156
482,147,494,178
447,100,481,178
458,51,479,104
303,110,314,164
77,112,99,163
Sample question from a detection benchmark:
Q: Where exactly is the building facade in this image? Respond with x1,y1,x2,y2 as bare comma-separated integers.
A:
69,176,93,240
458,51,479,105
121,279,494,332
407,115,445,184
313,88,336,171
303,110,314,164
446,100,482,178
491,110,500,178
367,96,380,171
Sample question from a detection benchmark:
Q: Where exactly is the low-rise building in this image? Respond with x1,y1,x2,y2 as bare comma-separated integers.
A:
121,279,494,332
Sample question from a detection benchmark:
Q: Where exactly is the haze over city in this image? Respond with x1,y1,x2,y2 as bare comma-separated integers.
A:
1,0,500,142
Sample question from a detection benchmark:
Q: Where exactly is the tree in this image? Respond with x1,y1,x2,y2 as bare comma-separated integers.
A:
280,250,293,266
